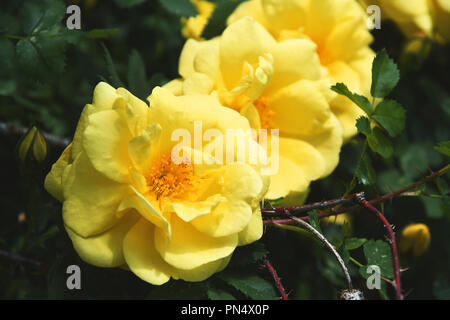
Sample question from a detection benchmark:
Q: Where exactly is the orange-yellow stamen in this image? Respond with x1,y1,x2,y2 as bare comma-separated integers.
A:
254,96,275,129
146,155,196,201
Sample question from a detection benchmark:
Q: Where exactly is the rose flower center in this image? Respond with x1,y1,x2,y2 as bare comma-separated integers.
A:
253,96,274,129
146,154,196,201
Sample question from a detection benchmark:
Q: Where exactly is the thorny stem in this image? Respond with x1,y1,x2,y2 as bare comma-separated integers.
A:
262,258,289,300
283,210,354,291
263,164,449,225
355,193,403,300
262,194,358,216
0,249,47,271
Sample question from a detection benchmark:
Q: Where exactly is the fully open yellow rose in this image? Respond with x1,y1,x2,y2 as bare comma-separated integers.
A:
228,0,374,140
45,82,269,285
181,0,215,40
165,17,343,204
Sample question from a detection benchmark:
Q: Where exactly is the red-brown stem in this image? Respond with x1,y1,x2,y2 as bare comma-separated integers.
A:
263,165,449,225
355,193,403,300
263,258,288,300
262,194,358,216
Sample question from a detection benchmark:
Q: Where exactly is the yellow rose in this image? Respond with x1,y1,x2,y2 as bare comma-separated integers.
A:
399,223,431,258
181,0,216,40
429,0,450,43
45,82,269,285
164,17,343,204
228,0,375,140
360,0,433,37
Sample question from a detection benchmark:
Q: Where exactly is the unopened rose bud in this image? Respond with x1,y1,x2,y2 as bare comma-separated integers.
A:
399,223,431,258
16,126,48,170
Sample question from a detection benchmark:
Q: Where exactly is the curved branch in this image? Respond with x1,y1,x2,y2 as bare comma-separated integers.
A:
282,210,353,291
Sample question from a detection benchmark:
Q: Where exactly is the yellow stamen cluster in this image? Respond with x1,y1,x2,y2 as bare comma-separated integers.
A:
146,155,196,201
253,97,275,129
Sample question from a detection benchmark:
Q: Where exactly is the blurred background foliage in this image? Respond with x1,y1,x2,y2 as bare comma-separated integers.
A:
0,0,449,300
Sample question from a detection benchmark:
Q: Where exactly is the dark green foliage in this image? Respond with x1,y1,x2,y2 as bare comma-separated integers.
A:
0,0,449,301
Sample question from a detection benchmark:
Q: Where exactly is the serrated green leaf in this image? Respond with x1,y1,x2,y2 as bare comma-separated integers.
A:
159,0,197,17
345,238,367,250
356,154,376,185
372,100,406,137
128,49,148,100
363,239,394,279
86,28,120,39
434,141,450,157
367,127,394,159
219,273,277,300
331,83,372,115
356,116,372,136
371,49,400,98
207,288,236,300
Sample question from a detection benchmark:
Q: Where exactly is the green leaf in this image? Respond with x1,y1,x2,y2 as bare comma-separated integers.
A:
113,0,146,8
345,238,367,250
37,0,66,32
0,38,15,76
127,49,148,100
159,0,197,17
21,1,44,35
16,39,40,72
202,0,245,39
207,288,236,300
101,43,124,88
358,265,389,299
367,127,394,159
86,28,120,39
356,116,372,136
21,0,66,35
33,35,67,74
59,29,84,44
219,272,277,300
356,154,376,185
363,239,394,279
372,100,406,137
371,49,400,98
434,141,450,157
228,242,268,268
331,83,372,115
308,210,322,234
